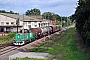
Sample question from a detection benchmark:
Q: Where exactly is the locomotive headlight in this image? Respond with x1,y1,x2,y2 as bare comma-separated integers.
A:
18,36,19,38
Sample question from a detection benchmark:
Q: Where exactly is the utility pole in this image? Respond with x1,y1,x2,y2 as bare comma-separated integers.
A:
48,12,50,38
61,16,62,27
67,17,68,29
16,18,19,33
48,12,49,20
45,14,46,19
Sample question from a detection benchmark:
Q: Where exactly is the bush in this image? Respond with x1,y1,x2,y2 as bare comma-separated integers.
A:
0,32,16,44
8,32,16,38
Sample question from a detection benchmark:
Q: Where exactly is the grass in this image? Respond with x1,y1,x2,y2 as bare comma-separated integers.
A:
29,32,63,54
0,32,16,44
12,57,43,60
60,28,89,60
12,28,90,60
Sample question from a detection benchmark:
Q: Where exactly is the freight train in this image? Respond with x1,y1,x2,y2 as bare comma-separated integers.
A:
13,25,62,45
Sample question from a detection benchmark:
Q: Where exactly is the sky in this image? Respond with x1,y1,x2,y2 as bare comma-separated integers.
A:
0,0,78,16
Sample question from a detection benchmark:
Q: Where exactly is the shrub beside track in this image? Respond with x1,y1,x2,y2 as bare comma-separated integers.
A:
0,32,16,44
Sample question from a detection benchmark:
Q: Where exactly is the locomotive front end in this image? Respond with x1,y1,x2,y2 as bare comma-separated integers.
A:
13,33,24,45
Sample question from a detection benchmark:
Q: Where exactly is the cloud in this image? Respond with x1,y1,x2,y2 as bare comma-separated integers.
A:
0,0,77,16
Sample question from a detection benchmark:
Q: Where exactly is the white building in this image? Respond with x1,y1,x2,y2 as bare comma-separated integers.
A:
0,13,42,32
0,13,23,32
23,18,42,29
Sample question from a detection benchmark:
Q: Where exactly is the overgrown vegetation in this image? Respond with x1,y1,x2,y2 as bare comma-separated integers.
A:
29,32,62,53
56,20,60,25
72,0,90,46
28,28,89,60
60,28,89,60
0,32,16,44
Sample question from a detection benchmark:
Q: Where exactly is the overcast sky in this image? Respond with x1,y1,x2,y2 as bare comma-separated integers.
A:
0,0,78,16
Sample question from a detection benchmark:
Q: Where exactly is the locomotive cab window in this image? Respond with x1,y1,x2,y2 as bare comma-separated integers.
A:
20,29,29,33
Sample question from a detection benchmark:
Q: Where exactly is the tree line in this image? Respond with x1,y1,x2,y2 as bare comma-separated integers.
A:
0,10,18,14
25,8,61,21
72,0,90,46
25,8,72,24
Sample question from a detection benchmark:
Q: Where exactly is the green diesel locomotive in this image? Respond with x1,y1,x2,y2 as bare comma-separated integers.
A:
13,29,35,45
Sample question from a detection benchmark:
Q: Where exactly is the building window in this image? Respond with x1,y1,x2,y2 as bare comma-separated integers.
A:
6,22,9,25
11,22,14,24
23,22,25,25
29,25,31,28
35,22,37,25
1,22,4,25
39,23,40,27
28,22,31,24
23,22,27,25
35,25,37,27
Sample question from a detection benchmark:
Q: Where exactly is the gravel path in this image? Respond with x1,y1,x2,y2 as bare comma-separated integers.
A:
9,52,51,60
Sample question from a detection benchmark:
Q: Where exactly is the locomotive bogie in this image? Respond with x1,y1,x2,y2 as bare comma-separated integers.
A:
13,41,25,45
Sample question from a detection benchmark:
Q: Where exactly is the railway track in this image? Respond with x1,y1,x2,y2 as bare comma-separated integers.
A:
0,36,47,56
0,46,18,56
0,42,12,50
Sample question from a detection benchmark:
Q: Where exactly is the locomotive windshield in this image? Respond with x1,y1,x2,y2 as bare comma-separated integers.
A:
20,29,29,33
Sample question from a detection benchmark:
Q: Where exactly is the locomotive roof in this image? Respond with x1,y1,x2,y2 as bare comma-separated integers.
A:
0,13,42,22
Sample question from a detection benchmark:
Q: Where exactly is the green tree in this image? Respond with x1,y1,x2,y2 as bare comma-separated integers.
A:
0,10,18,14
42,12,60,20
0,10,6,13
55,14,61,20
25,8,41,16
42,12,52,20
9,10,14,14
72,0,90,46
25,10,32,16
